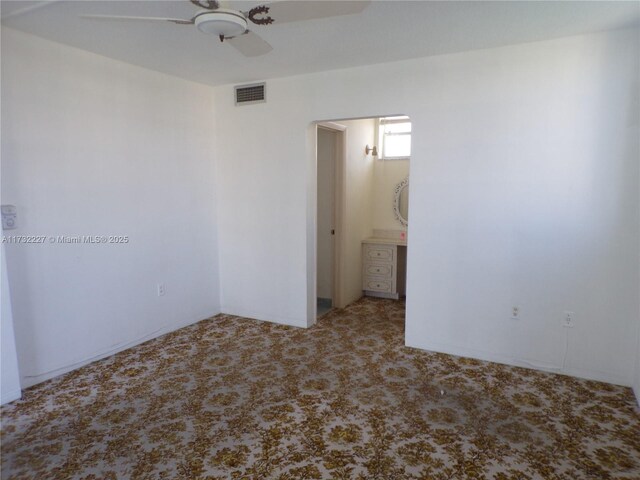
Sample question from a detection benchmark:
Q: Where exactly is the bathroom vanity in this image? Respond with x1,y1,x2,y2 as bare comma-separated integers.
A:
362,236,407,299
361,176,409,299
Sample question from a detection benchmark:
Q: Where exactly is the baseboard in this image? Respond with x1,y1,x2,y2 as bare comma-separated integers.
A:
405,339,631,388
20,311,220,389
220,305,307,329
1,388,22,405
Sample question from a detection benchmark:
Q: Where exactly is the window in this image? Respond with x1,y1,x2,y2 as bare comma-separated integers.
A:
379,116,411,159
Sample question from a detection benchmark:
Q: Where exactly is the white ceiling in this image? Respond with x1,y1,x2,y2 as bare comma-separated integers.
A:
2,0,639,87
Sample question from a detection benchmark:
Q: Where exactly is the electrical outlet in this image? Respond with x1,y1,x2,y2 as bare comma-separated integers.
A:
511,306,520,320
562,311,575,328
157,283,165,297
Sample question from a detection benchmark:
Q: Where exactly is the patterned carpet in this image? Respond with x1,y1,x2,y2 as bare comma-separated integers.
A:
2,297,639,479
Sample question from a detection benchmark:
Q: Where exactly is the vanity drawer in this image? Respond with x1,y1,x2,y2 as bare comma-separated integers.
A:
364,264,393,278
364,278,392,293
364,245,394,262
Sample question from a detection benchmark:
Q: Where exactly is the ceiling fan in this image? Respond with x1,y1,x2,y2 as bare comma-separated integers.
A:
79,0,370,57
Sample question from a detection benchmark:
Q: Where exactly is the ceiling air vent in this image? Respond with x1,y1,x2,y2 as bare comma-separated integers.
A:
235,82,266,106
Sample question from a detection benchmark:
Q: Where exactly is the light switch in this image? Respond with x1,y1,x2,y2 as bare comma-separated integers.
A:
1,205,17,230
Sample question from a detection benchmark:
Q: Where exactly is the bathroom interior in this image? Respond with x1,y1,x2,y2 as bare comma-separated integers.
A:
316,115,410,318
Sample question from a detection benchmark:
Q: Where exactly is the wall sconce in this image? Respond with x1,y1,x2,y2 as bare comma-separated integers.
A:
365,145,378,156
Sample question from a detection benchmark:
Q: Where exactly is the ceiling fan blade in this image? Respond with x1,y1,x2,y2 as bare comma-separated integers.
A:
1,1,61,21
190,0,219,10
265,0,370,24
227,31,273,57
79,14,194,25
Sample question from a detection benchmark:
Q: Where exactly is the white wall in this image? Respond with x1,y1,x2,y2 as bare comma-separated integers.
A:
339,119,375,307
1,28,220,388
372,158,410,231
214,28,640,386
1,245,21,404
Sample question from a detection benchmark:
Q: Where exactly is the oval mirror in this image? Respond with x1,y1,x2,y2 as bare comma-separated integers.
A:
393,177,409,227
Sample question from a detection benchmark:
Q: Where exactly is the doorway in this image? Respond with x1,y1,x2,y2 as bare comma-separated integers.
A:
313,116,411,323
316,123,345,318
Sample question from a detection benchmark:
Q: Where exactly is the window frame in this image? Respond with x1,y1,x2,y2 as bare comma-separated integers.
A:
378,116,411,161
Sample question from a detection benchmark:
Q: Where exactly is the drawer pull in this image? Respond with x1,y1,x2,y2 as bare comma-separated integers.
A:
365,247,393,261
364,264,392,277
365,278,392,292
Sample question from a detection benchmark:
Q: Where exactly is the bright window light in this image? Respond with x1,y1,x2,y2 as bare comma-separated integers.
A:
380,116,411,159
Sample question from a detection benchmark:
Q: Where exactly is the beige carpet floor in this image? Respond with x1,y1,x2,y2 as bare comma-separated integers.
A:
1,297,639,479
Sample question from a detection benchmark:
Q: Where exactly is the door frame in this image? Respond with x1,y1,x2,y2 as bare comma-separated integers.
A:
316,122,347,316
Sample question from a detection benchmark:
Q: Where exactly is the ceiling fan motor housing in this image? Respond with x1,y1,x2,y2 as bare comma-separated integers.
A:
194,9,248,37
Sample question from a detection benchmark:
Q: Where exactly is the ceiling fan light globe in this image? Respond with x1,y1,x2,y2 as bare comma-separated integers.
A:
195,10,247,37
